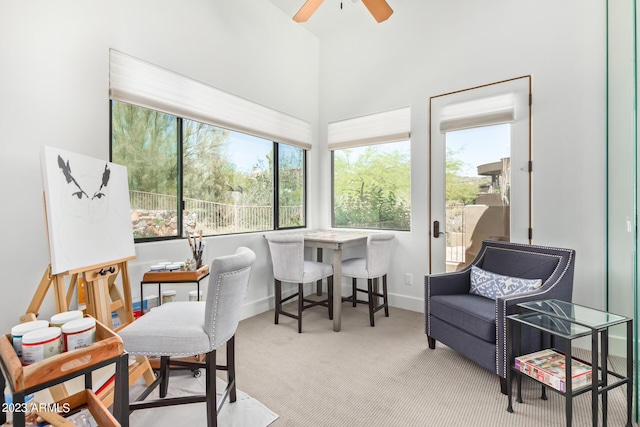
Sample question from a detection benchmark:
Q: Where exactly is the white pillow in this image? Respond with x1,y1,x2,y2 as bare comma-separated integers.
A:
470,265,542,299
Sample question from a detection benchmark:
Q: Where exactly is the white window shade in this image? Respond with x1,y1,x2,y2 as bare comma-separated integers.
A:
328,106,411,150
109,49,312,150
439,93,515,133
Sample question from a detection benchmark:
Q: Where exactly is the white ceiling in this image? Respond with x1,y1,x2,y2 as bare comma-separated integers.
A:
267,0,399,39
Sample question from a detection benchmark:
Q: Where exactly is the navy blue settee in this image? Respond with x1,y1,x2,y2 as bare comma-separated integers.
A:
425,240,575,394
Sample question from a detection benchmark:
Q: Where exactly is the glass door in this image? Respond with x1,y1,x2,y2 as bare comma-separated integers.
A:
444,124,511,271
429,77,531,274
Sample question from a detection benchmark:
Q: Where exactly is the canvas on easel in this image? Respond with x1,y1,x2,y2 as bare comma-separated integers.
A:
40,145,136,275
32,146,155,404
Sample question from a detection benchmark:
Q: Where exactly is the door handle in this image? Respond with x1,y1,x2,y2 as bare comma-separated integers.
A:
433,220,445,238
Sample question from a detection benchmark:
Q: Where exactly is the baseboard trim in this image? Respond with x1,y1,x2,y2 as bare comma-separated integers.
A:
388,293,424,313
240,285,424,321
240,296,273,320
609,333,628,358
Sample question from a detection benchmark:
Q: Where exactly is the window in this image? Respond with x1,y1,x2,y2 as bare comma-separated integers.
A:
111,101,306,240
278,144,305,228
332,141,410,230
109,50,310,241
111,102,179,238
329,107,411,231
444,124,511,269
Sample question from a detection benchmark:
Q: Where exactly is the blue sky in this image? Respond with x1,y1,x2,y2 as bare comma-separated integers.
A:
445,123,510,177
227,131,272,172
226,125,507,177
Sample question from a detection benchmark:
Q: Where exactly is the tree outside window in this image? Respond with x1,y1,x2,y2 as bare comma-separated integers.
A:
111,101,305,240
333,141,410,230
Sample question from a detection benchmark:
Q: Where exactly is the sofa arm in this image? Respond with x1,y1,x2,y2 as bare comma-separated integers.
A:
425,270,471,297
424,270,471,338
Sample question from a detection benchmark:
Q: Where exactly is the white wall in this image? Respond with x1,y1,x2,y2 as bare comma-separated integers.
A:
0,0,608,334
0,0,319,332
316,0,606,312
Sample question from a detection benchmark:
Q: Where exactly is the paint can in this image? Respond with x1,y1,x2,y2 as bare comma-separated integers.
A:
21,327,62,365
11,320,49,357
162,290,177,303
189,290,203,301
62,317,97,352
50,310,84,328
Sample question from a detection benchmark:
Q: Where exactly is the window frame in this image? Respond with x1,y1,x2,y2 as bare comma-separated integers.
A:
331,139,411,231
328,107,411,231
109,101,307,243
274,143,307,231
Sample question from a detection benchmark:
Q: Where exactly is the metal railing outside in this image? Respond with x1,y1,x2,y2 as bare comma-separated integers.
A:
446,205,465,264
130,190,302,236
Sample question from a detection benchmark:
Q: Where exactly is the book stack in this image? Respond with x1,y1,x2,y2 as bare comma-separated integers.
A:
514,349,593,392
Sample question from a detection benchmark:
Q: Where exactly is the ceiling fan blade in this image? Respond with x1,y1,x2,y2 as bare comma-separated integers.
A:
293,0,324,23
361,0,393,23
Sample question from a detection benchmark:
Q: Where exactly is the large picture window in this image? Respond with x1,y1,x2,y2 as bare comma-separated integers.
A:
109,50,310,241
329,107,411,231
111,101,305,240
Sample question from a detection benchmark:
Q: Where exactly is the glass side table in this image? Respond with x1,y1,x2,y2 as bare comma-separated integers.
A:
507,299,632,427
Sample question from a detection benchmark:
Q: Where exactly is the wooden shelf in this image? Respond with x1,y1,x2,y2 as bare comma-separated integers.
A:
141,265,209,283
0,317,126,427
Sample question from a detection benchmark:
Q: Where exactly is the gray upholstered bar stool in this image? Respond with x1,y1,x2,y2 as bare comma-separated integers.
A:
342,233,395,326
118,247,256,427
265,234,334,333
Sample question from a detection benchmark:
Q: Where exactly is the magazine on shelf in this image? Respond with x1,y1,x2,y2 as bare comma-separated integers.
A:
514,348,592,393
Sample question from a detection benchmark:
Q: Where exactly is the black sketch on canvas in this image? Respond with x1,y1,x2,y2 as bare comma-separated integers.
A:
57,155,111,201
41,146,135,275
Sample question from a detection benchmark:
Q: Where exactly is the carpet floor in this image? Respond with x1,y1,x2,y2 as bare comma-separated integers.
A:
231,300,637,427
27,300,636,426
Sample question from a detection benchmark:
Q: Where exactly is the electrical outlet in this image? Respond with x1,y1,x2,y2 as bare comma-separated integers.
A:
405,273,413,286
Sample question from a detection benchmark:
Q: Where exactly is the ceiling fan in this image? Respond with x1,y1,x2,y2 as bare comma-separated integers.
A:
293,0,393,23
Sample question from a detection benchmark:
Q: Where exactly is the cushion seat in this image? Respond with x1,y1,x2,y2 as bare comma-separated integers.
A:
430,294,496,342
341,258,368,279
303,260,333,282
119,301,211,357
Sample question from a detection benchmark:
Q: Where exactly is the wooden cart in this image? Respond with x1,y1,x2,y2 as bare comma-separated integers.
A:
0,318,128,427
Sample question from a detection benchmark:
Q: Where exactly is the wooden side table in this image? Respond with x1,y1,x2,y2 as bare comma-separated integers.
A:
140,265,210,311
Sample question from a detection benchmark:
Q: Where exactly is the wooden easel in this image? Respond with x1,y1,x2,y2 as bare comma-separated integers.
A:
31,149,156,414
22,258,155,405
